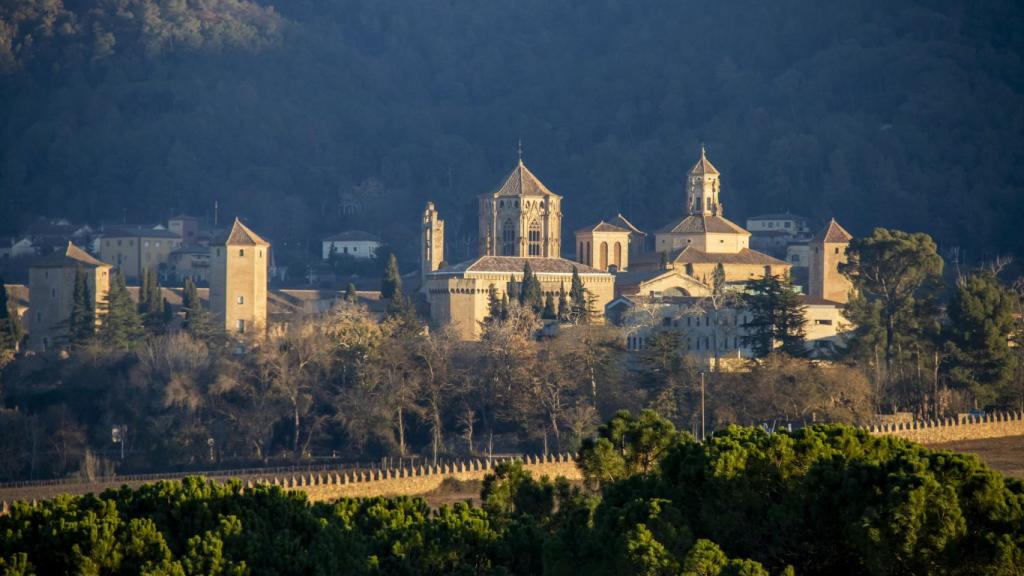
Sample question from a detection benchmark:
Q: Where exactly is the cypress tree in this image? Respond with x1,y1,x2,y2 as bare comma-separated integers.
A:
569,266,590,323
557,282,569,322
499,293,510,321
345,283,358,302
519,263,543,313
542,293,556,320
0,277,18,352
485,285,501,323
182,277,199,320
68,266,95,346
382,254,402,300
140,267,164,332
99,270,145,350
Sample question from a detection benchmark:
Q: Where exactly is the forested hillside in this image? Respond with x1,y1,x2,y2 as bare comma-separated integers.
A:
1,0,1023,261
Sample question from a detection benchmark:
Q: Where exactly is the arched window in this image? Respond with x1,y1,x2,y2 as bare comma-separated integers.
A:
585,241,591,265
579,242,585,263
528,220,542,256
613,242,622,268
502,219,516,256
599,242,608,270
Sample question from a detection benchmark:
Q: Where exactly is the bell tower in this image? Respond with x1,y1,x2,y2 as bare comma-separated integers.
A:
421,202,444,280
686,145,722,215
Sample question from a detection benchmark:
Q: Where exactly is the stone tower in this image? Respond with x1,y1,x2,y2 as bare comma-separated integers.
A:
686,145,722,216
478,160,562,258
422,202,444,280
210,218,270,335
28,242,111,351
809,218,853,303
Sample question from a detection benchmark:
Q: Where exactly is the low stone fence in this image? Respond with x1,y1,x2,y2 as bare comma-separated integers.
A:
1,454,580,513
865,411,1024,444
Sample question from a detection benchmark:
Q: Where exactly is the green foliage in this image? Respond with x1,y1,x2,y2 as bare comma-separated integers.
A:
0,277,22,352
381,254,401,300
578,409,679,488
518,263,543,314
98,270,145,350
140,267,166,334
944,272,1020,407
68,266,95,347
741,274,807,357
568,266,591,324
345,283,358,302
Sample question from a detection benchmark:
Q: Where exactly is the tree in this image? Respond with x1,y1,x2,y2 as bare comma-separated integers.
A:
568,266,591,324
0,278,21,353
344,283,357,302
542,293,556,320
519,263,543,314
381,253,401,300
841,229,944,382
68,266,94,346
139,267,165,333
741,274,807,357
557,283,569,322
577,409,678,489
98,270,145,350
944,272,1020,408
182,277,218,344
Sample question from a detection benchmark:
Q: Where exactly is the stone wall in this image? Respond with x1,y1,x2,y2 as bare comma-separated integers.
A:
865,411,1024,444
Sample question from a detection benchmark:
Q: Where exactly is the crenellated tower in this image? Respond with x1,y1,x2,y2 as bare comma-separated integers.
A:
422,202,444,280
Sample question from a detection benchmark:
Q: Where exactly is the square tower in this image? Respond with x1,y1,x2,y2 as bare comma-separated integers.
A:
478,160,562,258
809,218,853,303
210,219,270,334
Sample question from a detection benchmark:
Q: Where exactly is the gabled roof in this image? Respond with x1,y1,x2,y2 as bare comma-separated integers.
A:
575,221,630,234
32,242,111,269
689,145,720,176
217,219,270,246
815,218,853,243
669,245,789,267
483,160,560,198
324,230,382,242
656,214,749,236
431,256,606,276
610,213,647,236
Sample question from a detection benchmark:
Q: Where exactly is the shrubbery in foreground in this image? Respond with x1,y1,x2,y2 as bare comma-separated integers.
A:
1,416,1022,575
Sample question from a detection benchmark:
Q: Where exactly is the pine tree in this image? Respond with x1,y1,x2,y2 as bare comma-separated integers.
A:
345,283,358,302
381,253,402,300
99,270,145,350
542,293,556,320
140,267,164,333
68,266,94,346
741,273,807,357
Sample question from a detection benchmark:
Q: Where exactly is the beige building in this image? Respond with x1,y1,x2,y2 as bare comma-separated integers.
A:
575,221,632,272
28,242,112,351
168,215,200,245
808,219,853,304
210,219,270,335
168,245,211,283
478,160,562,258
423,162,613,340
99,226,182,280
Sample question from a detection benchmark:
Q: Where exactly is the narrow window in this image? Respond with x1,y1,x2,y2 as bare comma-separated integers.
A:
237,319,246,333
237,296,245,305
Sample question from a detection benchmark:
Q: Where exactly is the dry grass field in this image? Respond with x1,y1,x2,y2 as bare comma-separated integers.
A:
931,435,1024,479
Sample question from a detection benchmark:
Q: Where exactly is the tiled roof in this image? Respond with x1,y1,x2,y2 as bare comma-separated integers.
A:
324,230,382,242
689,145,720,176
815,218,853,243
670,246,789,266
575,221,630,234
433,256,606,276
32,242,111,268
610,213,647,236
484,161,560,198
103,226,181,239
656,214,749,235
216,219,270,246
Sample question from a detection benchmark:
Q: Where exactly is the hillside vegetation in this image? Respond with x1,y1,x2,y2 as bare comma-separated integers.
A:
1,0,1023,260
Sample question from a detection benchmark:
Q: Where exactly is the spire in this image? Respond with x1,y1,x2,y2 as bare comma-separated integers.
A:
687,145,722,215
517,139,523,165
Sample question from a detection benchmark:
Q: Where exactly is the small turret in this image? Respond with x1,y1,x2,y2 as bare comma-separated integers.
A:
422,202,444,280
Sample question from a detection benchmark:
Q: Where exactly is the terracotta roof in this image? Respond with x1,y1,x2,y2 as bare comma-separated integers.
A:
575,220,630,234
670,246,789,266
656,214,750,235
31,242,111,269
432,256,606,276
815,218,853,243
610,213,647,236
324,230,381,242
483,161,560,198
689,145,720,176
216,219,270,246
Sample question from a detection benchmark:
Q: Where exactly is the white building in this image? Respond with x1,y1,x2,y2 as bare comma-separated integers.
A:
322,231,382,260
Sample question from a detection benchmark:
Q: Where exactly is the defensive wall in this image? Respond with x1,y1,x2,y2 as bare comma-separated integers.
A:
865,411,1024,444
3,414,1023,512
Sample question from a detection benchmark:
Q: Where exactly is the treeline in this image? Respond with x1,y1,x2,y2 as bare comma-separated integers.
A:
2,415,1023,575
2,1,1024,261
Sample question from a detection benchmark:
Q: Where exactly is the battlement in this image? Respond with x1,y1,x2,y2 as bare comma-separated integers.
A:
865,411,1024,444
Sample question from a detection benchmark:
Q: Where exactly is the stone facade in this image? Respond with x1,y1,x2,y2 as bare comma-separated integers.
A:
27,243,111,351
421,202,445,279
867,412,1024,444
808,219,853,304
478,161,562,258
575,222,632,271
210,219,270,335
99,226,182,280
